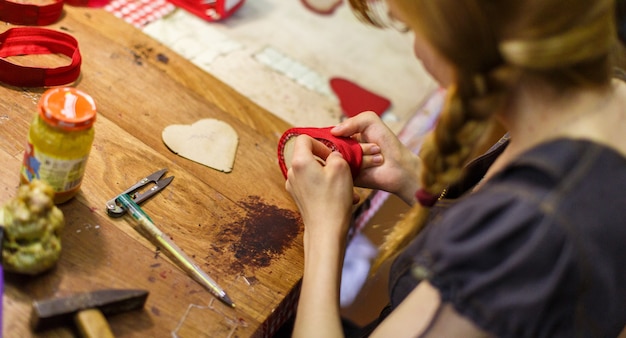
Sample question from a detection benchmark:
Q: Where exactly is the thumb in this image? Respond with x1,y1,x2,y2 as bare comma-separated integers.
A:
326,150,345,162
325,151,351,174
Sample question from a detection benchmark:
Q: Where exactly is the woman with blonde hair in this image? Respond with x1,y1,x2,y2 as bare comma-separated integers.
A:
284,0,626,336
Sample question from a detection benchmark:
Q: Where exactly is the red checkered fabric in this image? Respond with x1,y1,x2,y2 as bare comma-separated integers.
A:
104,0,175,28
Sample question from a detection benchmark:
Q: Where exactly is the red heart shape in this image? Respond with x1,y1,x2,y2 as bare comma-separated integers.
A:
330,77,391,117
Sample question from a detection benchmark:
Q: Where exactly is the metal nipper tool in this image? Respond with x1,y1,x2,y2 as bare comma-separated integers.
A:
106,168,174,217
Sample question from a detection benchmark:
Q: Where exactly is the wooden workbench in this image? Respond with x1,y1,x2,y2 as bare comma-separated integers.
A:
2,6,304,337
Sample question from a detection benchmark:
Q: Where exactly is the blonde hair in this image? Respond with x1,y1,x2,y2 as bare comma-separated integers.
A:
348,0,618,271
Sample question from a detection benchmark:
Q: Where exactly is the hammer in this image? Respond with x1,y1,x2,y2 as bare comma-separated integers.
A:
31,289,149,338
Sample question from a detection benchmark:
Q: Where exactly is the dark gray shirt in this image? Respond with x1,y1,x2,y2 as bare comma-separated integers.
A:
386,137,626,337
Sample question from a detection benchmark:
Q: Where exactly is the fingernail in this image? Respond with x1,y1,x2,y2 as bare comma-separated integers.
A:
372,154,383,164
370,145,381,153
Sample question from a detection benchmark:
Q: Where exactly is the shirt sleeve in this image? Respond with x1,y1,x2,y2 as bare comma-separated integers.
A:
416,187,577,337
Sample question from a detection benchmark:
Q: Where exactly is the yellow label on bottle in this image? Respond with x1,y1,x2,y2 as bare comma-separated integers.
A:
21,142,88,193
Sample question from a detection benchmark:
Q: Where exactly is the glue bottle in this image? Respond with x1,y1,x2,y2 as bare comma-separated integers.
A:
20,87,97,204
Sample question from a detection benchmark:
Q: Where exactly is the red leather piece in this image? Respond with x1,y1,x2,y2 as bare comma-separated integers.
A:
0,28,81,87
300,0,343,15
330,77,391,118
166,0,246,21
277,127,363,179
0,0,64,26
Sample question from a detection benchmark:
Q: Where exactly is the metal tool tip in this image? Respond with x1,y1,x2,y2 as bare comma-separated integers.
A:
222,294,235,308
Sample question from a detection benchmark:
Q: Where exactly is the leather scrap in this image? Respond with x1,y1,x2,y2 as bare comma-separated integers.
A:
277,127,362,179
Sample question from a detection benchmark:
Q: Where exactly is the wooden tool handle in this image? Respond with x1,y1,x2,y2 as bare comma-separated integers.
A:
75,309,115,338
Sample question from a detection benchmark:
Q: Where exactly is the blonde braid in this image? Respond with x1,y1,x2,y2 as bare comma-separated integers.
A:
372,80,503,272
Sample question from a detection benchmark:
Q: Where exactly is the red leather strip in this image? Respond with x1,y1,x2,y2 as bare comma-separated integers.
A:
277,127,363,180
0,0,64,26
0,27,82,87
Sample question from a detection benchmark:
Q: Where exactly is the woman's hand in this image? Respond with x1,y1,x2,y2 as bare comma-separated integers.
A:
286,135,353,337
285,135,355,240
333,111,421,205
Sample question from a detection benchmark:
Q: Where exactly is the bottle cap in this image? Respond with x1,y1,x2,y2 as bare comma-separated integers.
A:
38,87,97,131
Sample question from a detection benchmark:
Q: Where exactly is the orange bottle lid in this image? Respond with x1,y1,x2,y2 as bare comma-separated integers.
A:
38,87,97,131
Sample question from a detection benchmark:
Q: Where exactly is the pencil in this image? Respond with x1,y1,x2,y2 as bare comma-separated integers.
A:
117,194,235,308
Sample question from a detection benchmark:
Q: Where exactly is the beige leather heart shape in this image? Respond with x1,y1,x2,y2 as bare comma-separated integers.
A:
162,119,239,173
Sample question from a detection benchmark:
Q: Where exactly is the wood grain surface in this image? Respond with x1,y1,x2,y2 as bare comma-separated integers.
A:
2,6,306,337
